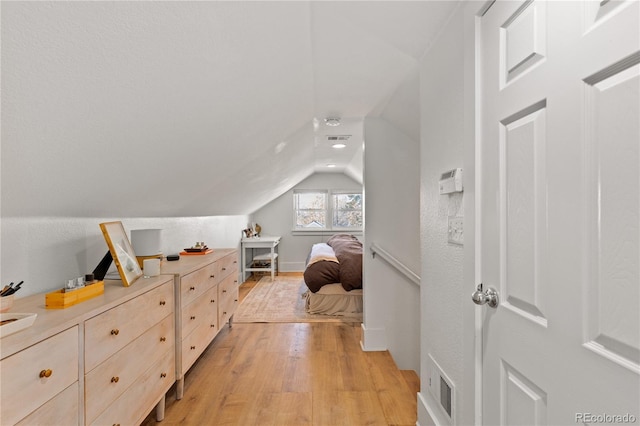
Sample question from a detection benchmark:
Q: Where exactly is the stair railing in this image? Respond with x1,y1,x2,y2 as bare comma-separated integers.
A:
369,243,420,286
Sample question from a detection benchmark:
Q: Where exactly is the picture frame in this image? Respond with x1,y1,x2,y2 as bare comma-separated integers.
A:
99,221,143,287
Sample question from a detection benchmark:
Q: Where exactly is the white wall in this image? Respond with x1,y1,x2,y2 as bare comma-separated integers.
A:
418,3,476,425
362,117,420,372
0,215,249,297
251,172,362,272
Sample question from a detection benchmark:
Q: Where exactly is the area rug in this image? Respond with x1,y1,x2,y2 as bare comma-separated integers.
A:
234,275,362,323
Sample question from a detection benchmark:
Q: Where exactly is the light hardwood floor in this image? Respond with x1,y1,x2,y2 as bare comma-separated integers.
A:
141,277,419,425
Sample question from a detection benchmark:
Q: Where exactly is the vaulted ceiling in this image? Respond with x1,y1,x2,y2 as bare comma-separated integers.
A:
1,1,459,218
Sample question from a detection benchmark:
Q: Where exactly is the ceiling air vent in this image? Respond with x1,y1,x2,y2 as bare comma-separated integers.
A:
327,135,351,141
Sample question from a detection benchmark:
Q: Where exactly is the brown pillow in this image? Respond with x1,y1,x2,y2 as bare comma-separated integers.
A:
304,261,341,293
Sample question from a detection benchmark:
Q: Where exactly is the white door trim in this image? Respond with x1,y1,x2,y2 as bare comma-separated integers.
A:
468,3,495,426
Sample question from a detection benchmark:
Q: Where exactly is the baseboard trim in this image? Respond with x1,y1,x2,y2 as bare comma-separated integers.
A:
417,392,435,426
418,390,452,426
360,323,387,351
280,261,305,272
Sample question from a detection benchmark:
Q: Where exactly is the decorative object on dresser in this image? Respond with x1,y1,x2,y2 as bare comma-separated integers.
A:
99,221,143,287
0,294,15,313
160,249,239,400
181,242,213,255
0,313,37,338
45,280,105,309
131,228,163,268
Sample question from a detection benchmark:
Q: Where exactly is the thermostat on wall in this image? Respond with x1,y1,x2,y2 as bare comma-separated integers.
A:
439,168,463,194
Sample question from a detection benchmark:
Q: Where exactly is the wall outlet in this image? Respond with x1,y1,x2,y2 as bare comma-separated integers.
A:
447,216,464,245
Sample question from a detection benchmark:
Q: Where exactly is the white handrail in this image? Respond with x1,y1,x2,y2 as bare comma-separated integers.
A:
369,243,420,286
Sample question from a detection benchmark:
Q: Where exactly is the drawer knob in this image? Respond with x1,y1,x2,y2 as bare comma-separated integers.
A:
210,299,215,303
160,373,167,378
210,324,216,328
222,267,226,271
190,316,196,320
222,289,227,293
209,275,215,279
234,299,238,302
111,329,119,336
190,345,196,350
111,376,119,383
189,286,195,291
39,369,53,378
160,337,166,342
159,300,166,306
223,311,227,315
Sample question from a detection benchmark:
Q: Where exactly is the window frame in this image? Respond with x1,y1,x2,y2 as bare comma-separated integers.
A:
292,189,363,233
330,190,363,231
292,190,329,230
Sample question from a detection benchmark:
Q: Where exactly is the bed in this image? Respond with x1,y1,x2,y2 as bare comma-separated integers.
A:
303,234,363,317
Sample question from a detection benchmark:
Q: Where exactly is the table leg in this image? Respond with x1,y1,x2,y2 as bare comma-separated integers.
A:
176,378,184,400
270,247,275,281
155,394,166,421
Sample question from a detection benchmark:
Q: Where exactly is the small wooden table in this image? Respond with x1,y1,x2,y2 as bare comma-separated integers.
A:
241,236,281,281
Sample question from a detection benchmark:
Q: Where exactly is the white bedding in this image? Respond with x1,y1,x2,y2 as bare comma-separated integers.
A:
307,242,339,266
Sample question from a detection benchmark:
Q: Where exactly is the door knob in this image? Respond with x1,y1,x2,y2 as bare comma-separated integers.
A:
471,283,499,308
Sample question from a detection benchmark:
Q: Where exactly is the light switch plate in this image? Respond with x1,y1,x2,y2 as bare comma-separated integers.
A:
448,216,464,245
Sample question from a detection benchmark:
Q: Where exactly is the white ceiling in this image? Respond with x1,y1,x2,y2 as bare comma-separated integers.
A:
1,1,459,217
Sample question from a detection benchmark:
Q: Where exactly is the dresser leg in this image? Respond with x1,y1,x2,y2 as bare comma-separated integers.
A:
155,395,166,421
176,379,184,400
228,314,233,329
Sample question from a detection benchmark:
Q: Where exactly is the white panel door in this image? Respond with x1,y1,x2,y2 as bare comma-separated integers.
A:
478,1,639,424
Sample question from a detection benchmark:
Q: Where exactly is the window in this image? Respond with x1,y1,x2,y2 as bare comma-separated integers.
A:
332,192,363,229
293,190,362,231
293,191,328,229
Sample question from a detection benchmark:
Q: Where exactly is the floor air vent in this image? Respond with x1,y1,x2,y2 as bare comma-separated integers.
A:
428,353,455,424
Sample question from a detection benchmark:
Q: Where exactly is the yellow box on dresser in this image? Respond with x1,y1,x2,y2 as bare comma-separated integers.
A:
44,281,104,309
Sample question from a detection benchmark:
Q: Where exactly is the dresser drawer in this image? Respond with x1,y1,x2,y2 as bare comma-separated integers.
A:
218,253,238,280
181,285,217,338
16,382,79,426
180,263,217,306
0,327,79,425
85,314,174,424
89,351,175,426
84,281,173,371
181,317,217,373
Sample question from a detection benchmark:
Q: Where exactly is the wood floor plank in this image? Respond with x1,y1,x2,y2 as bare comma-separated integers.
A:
238,392,313,426
364,351,418,425
282,354,314,393
312,390,388,426
401,369,420,394
141,300,418,425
